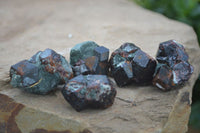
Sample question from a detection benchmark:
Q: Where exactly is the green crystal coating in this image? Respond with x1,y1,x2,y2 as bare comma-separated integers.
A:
70,41,99,65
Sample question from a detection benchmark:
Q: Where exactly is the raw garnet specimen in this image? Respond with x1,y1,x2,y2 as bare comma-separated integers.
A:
153,40,193,91
70,41,109,76
62,75,116,111
10,49,73,94
109,43,156,87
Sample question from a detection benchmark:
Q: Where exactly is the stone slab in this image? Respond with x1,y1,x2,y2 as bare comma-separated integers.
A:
0,0,200,133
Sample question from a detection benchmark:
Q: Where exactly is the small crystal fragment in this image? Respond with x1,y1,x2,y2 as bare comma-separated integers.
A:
10,49,73,94
153,40,193,91
109,43,156,87
62,75,117,111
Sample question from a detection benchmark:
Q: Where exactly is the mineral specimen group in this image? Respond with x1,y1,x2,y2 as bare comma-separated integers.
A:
70,41,109,76
109,43,157,87
62,75,116,111
153,40,193,91
10,49,73,94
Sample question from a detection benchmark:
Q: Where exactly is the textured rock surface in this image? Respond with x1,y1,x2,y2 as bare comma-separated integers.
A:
62,75,116,111
10,48,73,94
0,0,200,133
0,94,91,133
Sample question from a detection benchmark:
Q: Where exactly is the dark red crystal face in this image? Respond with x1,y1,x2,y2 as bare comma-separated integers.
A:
153,64,174,91
132,50,157,83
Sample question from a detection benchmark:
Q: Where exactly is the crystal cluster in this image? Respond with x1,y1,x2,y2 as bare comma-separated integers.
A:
9,40,193,111
10,49,73,94
153,40,193,91
109,43,157,87
70,41,109,76
62,75,116,111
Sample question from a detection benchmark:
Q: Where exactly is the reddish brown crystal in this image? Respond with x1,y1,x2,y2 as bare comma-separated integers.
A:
153,40,193,91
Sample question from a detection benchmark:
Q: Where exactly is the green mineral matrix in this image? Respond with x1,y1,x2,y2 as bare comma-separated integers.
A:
10,49,73,94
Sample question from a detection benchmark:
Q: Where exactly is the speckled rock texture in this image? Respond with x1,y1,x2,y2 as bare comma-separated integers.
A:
9,48,73,94
0,0,200,133
62,75,116,111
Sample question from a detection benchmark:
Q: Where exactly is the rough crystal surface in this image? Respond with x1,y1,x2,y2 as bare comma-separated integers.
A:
62,75,116,111
70,41,109,75
72,60,90,76
70,41,99,66
109,43,156,87
156,40,189,66
10,49,73,94
152,64,174,91
153,40,193,91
